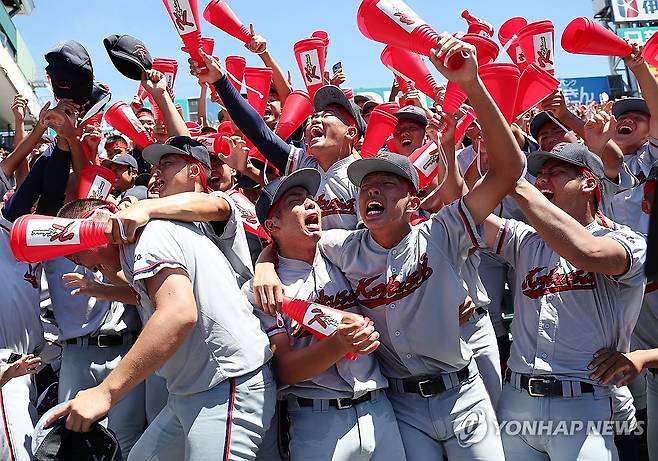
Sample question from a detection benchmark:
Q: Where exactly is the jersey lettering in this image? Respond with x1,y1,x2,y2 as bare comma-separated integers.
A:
315,194,356,217
521,266,596,299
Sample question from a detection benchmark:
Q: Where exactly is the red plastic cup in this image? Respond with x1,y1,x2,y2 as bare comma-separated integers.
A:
479,63,521,123
226,190,269,239
294,38,327,101
342,88,354,101
514,63,560,118
203,0,253,44
442,81,467,114
517,20,555,75
244,67,273,116
454,108,477,145
357,0,464,69
10,214,109,264
377,102,400,115
152,58,178,99
213,135,231,156
642,32,658,68
162,0,203,66
136,84,149,105
217,120,236,137
499,17,529,69
396,75,412,95
275,90,313,140
78,165,116,200
561,16,633,57
461,33,499,65
381,45,440,100
311,29,330,58
225,55,247,92
104,101,155,150
361,109,399,157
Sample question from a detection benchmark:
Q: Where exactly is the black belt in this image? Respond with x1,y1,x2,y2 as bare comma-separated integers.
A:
400,365,471,397
66,334,133,348
649,368,658,375
505,370,594,397
296,391,375,410
475,306,487,316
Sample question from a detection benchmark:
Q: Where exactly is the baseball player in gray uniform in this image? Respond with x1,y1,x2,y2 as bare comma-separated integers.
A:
248,168,406,460
46,198,275,461
482,143,647,460
0,212,43,461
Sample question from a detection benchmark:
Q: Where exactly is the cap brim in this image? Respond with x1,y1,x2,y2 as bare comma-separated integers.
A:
612,98,650,119
529,112,553,140
527,150,585,177
394,112,428,127
347,157,415,189
142,144,192,167
314,85,366,136
271,168,322,207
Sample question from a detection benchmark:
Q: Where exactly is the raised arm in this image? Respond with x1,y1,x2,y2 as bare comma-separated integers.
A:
626,44,658,139
245,27,293,104
142,69,190,138
429,35,525,225
1,102,49,182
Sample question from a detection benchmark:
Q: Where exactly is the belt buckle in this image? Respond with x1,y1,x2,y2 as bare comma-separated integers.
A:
527,377,548,397
335,398,353,410
417,379,434,398
97,335,113,348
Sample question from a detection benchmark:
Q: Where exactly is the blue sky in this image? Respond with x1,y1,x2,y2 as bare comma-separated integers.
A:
14,0,611,104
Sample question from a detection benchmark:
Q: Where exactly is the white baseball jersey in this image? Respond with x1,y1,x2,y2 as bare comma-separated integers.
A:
0,167,12,201
246,252,388,400
287,146,360,230
632,283,658,350
43,258,141,341
318,198,480,379
611,138,658,234
492,218,646,385
0,216,42,356
120,219,271,395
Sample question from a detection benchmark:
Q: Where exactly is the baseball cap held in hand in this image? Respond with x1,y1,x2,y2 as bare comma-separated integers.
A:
104,35,153,81
45,41,94,105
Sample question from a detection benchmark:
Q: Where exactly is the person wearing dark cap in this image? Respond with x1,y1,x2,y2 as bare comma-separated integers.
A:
255,37,525,459
361,99,378,123
191,49,367,231
104,135,129,160
391,105,428,157
481,142,646,461
529,110,579,153
101,154,138,196
243,168,406,461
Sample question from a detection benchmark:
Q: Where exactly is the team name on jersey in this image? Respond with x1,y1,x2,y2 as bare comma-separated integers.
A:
522,266,596,299
315,194,356,216
23,264,39,289
291,288,357,338
355,253,434,309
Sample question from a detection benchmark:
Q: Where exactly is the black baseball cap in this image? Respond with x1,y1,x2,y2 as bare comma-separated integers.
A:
143,136,211,169
32,403,120,461
235,158,276,189
314,85,367,136
347,151,420,191
612,97,650,119
394,105,428,127
255,168,321,226
45,41,94,105
527,142,605,179
529,111,558,139
103,35,153,81
80,82,112,125
649,159,658,182
101,153,138,170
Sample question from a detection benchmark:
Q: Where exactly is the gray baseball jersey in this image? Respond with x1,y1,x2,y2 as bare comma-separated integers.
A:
286,147,360,230
611,138,658,234
318,198,480,379
632,284,658,350
120,219,272,395
492,218,646,385
247,252,389,399
0,167,12,201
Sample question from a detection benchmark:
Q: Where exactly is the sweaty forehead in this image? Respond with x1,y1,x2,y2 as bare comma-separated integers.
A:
316,104,354,126
619,111,650,121
540,158,580,175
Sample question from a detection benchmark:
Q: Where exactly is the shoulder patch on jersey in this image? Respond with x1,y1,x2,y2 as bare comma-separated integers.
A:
521,266,596,299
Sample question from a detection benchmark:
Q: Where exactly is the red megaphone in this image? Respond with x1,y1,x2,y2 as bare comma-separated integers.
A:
461,33,499,65
244,67,273,117
294,38,327,101
479,63,521,124
561,17,632,57
104,101,155,150
225,55,247,91
226,190,269,239
643,32,658,68
377,102,400,115
454,108,477,145
514,63,560,118
461,10,494,37
78,165,116,200
212,135,231,156
517,20,555,75
10,214,110,264
311,30,330,58
396,74,412,95
361,109,399,157
203,0,253,44
217,120,235,137
442,81,467,115
409,142,440,189
162,0,203,66
275,90,313,140
499,16,529,69
381,45,440,100
357,0,464,69
152,58,179,99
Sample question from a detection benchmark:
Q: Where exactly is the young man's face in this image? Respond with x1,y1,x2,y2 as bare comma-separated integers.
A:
613,111,650,153
392,120,425,156
137,112,156,137
267,187,322,244
264,94,282,129
153,154,197,197
68,245,121,273
209,157,234,192
536,122,578,152
534,159,593,212
359,172,417,232
306,104,354,153
105,141,129,159
107,163,136,192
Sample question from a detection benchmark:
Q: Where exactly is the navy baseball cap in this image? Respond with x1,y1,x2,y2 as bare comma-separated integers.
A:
529,111,557,140
80,82,112,125
45,41,94,105
32,403,120,461
255,168,321,226
143,136,211,169
527,142,605,179
347,151,420,191
394,105,428,127
612,97,650,119
314,85,367,136
103,34,152,81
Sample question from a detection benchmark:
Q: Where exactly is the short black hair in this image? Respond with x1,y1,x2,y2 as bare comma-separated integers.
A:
201,126,217,134
105,134,128,145
135,173,152,187
136,107,154,117
58,198,108,219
